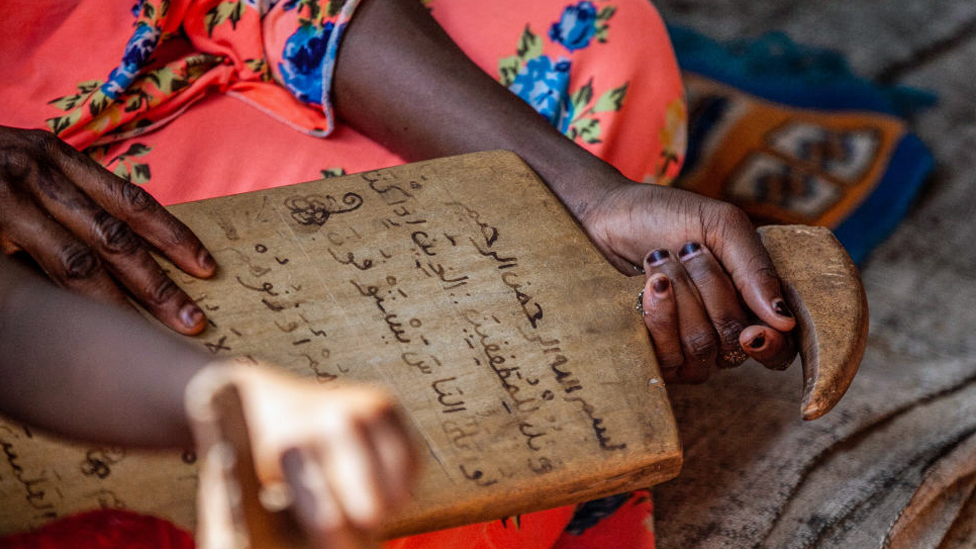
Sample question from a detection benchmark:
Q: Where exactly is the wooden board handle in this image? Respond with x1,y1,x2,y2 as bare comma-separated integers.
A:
759,225,868,420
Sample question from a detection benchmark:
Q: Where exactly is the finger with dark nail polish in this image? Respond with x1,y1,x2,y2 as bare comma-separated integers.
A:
641,274,683,374
740,325,797,371
199,250,216,272
644,254,717,382
181,304,205,330
676,242,750,369
652,276,670,295
645,249,670,266
678,241,702,259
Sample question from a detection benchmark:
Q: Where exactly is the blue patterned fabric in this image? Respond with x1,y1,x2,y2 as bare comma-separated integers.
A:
669,25,936,263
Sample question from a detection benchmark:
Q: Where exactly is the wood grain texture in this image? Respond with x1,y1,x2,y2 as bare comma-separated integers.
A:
758,225,867,420
0,151,682,538
0,149,869,541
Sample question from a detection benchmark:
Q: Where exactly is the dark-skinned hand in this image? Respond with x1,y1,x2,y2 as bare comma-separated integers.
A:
328,0,797,384
582,179,799,383
0,125,215,334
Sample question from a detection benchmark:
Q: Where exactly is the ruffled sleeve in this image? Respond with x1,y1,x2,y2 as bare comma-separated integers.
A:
184,0,362,137
42,0,362,149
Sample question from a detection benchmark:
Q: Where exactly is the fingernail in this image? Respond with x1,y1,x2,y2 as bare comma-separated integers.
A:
749,333,766,349
281,447,302,478
652,276,670,295
773,299,794,318
281,449,320,529
645,249,670,266
678,242,702,259
199,250,215,271
180,304,204,328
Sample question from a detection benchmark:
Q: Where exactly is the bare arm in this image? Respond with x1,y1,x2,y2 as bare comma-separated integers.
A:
0,255,206,447
333,0,798,380
0,256,417,541
333,0,613,222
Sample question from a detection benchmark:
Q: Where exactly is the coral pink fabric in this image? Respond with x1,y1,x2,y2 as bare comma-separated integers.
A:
0,510,194,549
0,492,654,549
0,0,684,206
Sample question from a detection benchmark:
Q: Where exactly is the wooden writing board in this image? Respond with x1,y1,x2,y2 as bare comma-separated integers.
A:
0,151,679,537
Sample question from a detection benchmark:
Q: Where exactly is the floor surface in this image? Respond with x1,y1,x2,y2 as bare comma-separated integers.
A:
651,1,976,547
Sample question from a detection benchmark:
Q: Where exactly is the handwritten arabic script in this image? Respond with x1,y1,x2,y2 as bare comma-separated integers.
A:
171,159,636,491
0,153,675,535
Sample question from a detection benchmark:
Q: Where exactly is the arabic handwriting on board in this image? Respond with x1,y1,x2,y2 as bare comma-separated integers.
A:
179,172,626,489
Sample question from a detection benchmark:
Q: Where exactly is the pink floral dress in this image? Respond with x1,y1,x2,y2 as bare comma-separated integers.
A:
0,0,684,547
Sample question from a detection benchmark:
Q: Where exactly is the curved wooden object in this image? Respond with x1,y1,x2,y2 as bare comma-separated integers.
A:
0,152,866,542
758,225,869,420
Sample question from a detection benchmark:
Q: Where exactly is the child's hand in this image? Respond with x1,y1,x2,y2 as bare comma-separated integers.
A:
188,362,418,549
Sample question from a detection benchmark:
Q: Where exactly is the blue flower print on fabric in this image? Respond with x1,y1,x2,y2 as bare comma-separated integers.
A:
102,22,160,99
122,23,160,67
509,56,573,128
278,22,335,105
549,1,598,52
